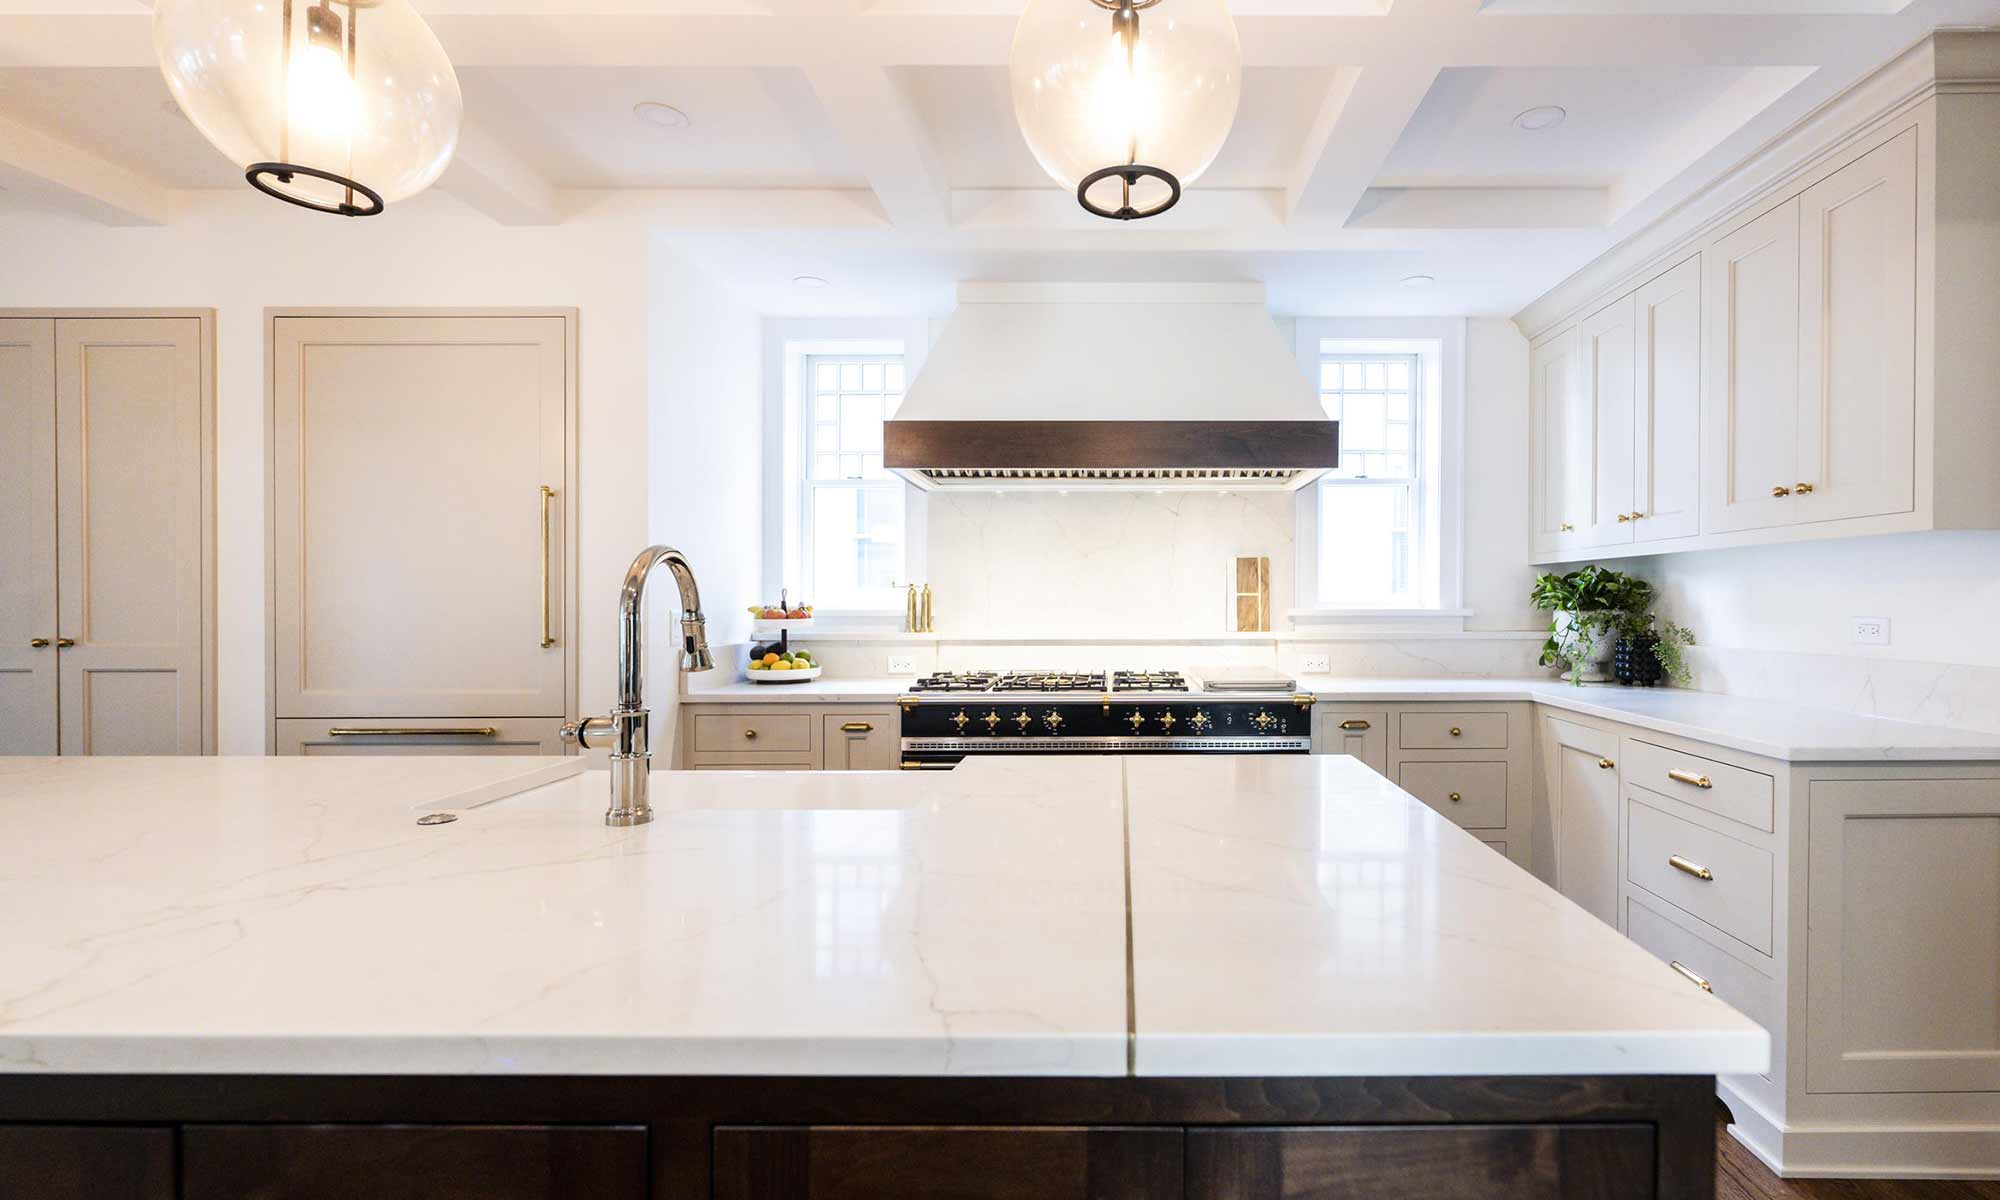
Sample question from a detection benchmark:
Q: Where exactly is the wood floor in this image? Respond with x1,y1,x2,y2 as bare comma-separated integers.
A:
1718,1107,2000,1199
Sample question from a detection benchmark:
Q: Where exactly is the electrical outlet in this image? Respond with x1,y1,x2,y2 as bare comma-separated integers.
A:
887,655,918,675
1852,617,1890,646
1300,653,1332,674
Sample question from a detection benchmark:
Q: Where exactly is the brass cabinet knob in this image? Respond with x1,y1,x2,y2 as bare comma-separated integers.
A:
1448,726,1462,737
1448,792,1462,803
56,638,74,648
1616,513,1631,523
1597,757,1615,770
1795,482,1815,494
1771,485,1792,497
29,638,49,649
743,729,757,740
1559,522,1575,532
1628,511,1645,520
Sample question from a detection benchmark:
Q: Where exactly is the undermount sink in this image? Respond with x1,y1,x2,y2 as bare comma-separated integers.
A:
477,768,931,815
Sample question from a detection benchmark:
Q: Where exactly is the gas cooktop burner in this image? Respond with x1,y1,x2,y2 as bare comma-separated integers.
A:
907,671,999,693
1112,670,1190,693
994,671,1106,693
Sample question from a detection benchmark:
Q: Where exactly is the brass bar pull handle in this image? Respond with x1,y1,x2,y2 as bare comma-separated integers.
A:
1597,757,1615,769
901,760,958,771
840,722,874,733
55,638,75,648
1667,768,1713,789
28,638,49,648
1669,960,1713,993
1338,719,1371,731
1668,854,1715,881
539,485,557,649
327,727,499,738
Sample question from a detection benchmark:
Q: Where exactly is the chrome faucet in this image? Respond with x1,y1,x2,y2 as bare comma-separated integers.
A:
562,546,713,826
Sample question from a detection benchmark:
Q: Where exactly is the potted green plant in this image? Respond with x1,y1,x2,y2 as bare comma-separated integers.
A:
1530,566,1693,687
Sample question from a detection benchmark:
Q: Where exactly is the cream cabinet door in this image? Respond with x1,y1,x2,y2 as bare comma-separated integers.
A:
1579,294,1637,549
56,318,206,756
1529,326,1587,559
1631,256,1702,543
1795,128,1917,525
1806,778,2000,1093
1314,707,1387,774
823,711,898,770
0,320,56,755
272,315,570,719
1704,201,1802,534
1539,717,1621,928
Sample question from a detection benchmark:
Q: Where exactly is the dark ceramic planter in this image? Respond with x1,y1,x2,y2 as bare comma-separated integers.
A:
1614,636,1664,687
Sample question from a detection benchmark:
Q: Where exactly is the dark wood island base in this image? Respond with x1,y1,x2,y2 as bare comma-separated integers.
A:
0,1072,1715,1199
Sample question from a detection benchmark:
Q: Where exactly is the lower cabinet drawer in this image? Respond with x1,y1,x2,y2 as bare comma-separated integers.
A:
1185,1124,1655,1200
1626,796,1774,955
1400,711,1509,750
0,1126,174,1200
692,712,815,755
1397,761,1508,829
714,1126,1183,1200
181,1125,647,1200
275,717,566,755
1625,894,1777,1072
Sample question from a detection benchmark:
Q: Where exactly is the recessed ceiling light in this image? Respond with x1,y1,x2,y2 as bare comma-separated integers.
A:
1400,274,1436,289
633,101,691,130
791,275,829,290
1514,105,1567,132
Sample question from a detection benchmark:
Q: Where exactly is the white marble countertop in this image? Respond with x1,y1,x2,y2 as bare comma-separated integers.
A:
0,754,1765,1079
684,671,2000,762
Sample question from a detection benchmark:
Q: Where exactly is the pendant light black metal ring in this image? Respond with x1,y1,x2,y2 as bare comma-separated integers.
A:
1076,164,1181,221
246,162,385,217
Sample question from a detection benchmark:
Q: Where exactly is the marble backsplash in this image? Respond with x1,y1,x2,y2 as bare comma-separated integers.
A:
1678,644,2000,737
922,489,1297,637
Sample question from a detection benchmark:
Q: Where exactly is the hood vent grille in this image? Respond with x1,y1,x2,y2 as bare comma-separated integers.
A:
912,466,1311,489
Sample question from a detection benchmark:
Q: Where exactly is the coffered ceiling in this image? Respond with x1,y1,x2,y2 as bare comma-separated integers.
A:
1,0,1997,314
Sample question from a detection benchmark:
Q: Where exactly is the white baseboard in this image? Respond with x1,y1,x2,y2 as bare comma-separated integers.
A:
1719,1079,2000,1180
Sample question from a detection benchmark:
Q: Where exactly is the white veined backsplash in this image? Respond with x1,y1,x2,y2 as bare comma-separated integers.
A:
923,489,1295,636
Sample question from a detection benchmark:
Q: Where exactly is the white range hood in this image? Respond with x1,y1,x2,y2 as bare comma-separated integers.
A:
884,283,1338,491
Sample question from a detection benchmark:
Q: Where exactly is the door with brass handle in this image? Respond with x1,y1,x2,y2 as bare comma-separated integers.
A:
539,485,558,649
1669,960,1713,993
1667,853,1714,881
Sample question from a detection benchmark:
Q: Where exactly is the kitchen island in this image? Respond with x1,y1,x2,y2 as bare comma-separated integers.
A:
0,754,1764,1198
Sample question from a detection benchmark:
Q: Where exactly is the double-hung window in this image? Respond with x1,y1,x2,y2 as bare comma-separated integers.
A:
1314,352,1424,608
802,353,907,609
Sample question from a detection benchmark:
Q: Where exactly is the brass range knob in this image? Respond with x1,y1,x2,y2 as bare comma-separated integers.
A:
951,710,970,733
1188,711,1211,733
1250,710,1277,733
1127,711,1147,732
1157,711,1175,731
1014,710,1032,732
1042,710,1064,733
982,710,1001,733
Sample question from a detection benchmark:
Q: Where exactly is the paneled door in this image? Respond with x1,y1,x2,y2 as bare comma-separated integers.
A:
1579,293,1637,549
55,318,208,755
1631,255,1702,543
1795,128,1918,525
271,313,572,722
1528,327,1587,560
1539,717,1621,928
0,319,57,754
1704,200,1802,534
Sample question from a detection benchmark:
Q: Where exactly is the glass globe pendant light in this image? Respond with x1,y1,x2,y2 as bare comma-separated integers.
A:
154,0,462,216
1010,0,1241,221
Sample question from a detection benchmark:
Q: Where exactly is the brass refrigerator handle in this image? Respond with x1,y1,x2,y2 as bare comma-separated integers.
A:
539,485,557,649
328,727,499,738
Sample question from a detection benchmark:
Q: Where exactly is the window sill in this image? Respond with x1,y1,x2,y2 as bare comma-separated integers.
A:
1285,608,1472,636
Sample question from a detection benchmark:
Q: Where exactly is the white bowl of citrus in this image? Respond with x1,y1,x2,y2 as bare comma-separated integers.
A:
747,648,820,683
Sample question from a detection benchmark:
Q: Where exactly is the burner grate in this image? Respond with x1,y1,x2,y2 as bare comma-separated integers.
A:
992,671,1107,693
908,671,999,693
1111,670,1190,693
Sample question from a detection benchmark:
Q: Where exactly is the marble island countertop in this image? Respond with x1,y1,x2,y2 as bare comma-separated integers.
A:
687,673,2000,762
0,754,1766,1079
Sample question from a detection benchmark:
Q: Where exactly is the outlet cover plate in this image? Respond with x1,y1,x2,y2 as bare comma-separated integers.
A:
1300,654,1332,674
1852,617,1890,646
887,655,918,674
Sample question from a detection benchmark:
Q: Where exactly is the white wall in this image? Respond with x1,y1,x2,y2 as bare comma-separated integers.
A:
1461,318,1538,632
0,190,652,752
1633,533,2000,733
649,238,762,756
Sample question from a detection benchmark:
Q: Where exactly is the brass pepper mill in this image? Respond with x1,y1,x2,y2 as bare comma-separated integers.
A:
919,583,933,633
906,583,920,633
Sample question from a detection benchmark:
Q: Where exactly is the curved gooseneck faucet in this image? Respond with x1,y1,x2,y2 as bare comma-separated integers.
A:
564,545,714,826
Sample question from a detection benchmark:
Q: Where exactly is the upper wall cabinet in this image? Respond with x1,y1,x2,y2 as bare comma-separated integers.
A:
1523,35,2000,564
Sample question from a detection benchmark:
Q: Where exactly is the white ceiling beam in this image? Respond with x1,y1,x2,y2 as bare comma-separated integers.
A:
1284,64,1440,226
0,108,169,225
800,63,952,230
1344,186,1608,229
437,121,562,225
